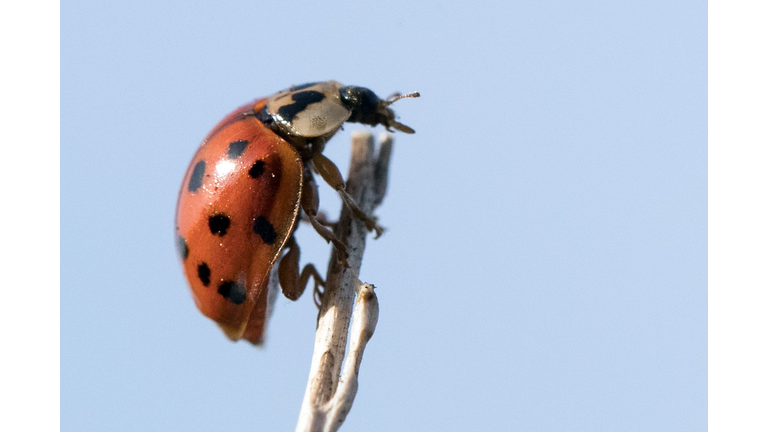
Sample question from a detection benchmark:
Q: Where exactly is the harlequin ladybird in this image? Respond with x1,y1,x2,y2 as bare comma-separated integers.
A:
175,81,418,344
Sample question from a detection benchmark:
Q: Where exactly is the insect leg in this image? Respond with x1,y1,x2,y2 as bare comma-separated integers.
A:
301,166,350,265
278,236,325,302
312,151,385,238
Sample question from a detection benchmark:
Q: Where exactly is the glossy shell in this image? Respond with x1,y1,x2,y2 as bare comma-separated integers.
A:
175,99,303,344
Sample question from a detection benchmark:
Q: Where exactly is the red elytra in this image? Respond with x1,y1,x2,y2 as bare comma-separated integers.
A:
175,82,418,344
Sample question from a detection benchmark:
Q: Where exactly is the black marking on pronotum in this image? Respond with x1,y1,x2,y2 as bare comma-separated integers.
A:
277,90,325,122
218,281,246,305
209,214,231,236
256,104,274,125
197,263,211,286
188,161,206,192
177,234,189,260
227,140,249,159
249,160,265,178
253,216,277,244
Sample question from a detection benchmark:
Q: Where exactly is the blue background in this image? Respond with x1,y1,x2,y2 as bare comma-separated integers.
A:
62,1,707,430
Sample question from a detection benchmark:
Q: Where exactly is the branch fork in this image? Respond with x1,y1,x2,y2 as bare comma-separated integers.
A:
295,132,393,432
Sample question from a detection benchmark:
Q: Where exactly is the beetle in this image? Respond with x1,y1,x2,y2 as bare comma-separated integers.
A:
175,81,418,344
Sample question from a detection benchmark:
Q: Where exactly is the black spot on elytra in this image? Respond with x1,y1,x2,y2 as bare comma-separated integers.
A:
249,160,265,178
209,214,231,236
197,263,211,286
227,140,248,159
277,90,325,122
188,161,206,192
218,281,246,305
253,216,277,244
177,234,189,260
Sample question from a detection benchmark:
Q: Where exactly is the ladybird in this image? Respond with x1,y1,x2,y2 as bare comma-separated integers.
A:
175,81,418,344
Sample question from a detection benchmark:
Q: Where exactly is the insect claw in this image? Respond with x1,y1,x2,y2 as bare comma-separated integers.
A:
313,281,324,308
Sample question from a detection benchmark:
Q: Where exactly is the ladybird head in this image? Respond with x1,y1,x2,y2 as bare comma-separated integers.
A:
339,86,419,134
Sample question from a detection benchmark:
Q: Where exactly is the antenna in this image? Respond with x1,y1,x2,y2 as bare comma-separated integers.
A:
384,91,421,106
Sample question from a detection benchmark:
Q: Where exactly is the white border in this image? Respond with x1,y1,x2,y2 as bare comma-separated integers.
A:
3,1,763,429
709,1,768,430
0,2,61,430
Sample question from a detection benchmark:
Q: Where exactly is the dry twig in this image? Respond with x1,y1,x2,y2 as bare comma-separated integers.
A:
294,132,393,432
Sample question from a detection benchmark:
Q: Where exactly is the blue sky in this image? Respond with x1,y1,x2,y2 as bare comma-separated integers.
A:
61,1,707,430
